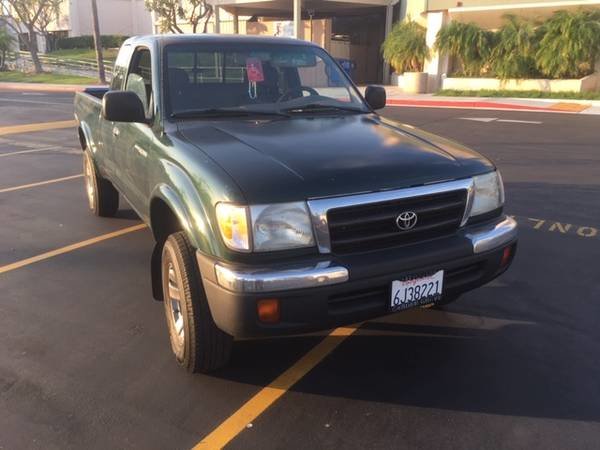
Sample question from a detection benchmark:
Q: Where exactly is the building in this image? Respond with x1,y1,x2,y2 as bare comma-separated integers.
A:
1,0,153,53
60,0,153,37
209,0,403,85
207,0,600,88
48,0,153,43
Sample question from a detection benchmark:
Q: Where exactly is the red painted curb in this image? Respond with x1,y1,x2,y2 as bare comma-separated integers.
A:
386,98,558,112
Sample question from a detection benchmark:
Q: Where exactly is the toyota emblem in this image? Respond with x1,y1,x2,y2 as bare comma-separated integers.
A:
396,211,418,231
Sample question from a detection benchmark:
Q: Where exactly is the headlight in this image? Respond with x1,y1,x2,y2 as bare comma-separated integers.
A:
470,170,505,217
216,203,250,251
250,202,315,251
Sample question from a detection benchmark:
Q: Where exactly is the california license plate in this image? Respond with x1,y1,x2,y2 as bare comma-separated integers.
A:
390,270,444,311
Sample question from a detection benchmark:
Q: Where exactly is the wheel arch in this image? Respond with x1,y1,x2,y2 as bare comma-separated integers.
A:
148,184,219,301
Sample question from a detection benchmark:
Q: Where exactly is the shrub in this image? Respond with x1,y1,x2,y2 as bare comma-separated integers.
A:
0,28,15,71
56,35,129,50
536,10,600,79
435,22,495,77
491,15,540,79
382,19,429,73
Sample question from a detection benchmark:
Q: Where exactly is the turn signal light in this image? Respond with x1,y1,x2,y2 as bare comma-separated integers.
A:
257,299,280,323
501,245,513,267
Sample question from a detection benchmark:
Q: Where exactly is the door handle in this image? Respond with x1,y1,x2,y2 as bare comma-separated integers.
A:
112,126,120,137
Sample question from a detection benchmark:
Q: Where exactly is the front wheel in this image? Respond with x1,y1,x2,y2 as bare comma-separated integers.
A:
161,232,233,373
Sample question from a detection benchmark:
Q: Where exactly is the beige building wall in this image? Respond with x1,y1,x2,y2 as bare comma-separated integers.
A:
44,0,153,36
68,0,152,36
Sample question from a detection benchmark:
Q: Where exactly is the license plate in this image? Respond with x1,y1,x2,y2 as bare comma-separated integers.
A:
390,270,444,311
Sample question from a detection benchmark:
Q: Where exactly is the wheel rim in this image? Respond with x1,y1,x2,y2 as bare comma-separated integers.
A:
164,255,185,359
83,155,95,210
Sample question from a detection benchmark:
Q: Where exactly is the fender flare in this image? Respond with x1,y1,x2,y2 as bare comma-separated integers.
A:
148,183,220,301
149,182,221,256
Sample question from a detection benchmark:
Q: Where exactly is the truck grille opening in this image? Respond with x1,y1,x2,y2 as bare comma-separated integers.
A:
327,261,485,315
327,189,468,254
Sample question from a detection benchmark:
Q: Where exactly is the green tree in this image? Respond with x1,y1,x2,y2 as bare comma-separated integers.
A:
381,19,429,73
491,15,540,79
435,21,495,77
145,0,214,34
3,0,62,73
536,9,600,79
0,26,15,71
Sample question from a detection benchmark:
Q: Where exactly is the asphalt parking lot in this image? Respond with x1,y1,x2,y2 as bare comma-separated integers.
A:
1,90,599,450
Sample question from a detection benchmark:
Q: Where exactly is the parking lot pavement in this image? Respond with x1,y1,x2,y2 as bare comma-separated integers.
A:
1,92,599,449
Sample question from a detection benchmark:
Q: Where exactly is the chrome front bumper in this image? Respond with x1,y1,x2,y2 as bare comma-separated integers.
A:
208,216,517,294
466,216,518,253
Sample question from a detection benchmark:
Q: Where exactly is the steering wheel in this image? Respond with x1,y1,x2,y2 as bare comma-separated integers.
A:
277,86,319,103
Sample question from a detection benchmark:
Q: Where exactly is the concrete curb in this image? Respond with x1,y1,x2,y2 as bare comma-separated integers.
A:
385,98,561,112
0,82,107,93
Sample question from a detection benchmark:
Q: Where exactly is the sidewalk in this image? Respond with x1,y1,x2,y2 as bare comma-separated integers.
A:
374,86,600,115
0,82,102,93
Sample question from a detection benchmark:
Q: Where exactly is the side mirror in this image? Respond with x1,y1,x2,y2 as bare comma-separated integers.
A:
365,85,386,110
102,91,148,123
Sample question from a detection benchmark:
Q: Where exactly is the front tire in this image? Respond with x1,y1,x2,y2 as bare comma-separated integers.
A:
161,232,233,373
83,151,119,217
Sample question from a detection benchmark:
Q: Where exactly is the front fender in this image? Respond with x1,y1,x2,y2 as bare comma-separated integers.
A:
150,162,222,257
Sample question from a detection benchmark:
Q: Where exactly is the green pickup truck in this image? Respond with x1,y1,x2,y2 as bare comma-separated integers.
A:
74,34,517,372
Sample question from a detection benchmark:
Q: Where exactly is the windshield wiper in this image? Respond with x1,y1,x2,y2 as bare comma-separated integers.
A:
281,103,367,114
171,107,290,119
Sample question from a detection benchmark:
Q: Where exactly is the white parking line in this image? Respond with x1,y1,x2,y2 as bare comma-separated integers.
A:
459,117,542,124
0,146,64,157
0,98,72,106
0,174,83,194
497,119,542,124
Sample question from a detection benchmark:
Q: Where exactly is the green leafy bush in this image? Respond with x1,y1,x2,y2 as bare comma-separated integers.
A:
435,22,495,77
56,35,129,50
382,19,429,73
436,11,600,79
536,10,600,79
490,15,540,79
0,28,15,71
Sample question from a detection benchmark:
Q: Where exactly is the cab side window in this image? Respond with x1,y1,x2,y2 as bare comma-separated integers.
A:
126,48,153,119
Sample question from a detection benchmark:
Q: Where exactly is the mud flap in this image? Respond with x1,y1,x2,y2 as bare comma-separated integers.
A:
151,241,163,301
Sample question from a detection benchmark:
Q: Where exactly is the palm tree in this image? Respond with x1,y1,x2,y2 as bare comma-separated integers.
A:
434,21,495,77
536,9,600,79
491,15,540,79
382,19,429,73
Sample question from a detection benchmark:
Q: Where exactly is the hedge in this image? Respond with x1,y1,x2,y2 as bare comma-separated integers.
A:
56,35,129,50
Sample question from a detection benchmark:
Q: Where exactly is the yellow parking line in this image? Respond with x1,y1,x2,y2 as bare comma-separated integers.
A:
0,120,78,137
0,174,83,194
193,325,359,450
0,224,148,275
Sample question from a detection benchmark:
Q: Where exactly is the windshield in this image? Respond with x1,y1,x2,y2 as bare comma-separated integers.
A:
164,43,368,118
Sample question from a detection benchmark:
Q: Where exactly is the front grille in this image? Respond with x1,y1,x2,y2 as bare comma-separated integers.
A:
327,261,485,315
327,189,468,254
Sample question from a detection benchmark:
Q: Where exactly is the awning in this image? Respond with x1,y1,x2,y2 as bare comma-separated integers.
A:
209,0,394,17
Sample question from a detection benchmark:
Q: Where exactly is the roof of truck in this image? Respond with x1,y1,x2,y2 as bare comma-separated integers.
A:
124,34,318,48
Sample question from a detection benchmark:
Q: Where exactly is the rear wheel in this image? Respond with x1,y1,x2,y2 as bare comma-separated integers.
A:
161,232,233,373
83,151,119,217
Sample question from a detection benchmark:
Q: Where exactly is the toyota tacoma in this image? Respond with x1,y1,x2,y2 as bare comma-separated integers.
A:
74,35,517,372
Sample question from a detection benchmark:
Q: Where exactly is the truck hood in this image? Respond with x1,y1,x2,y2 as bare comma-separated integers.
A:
177,114,494,204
